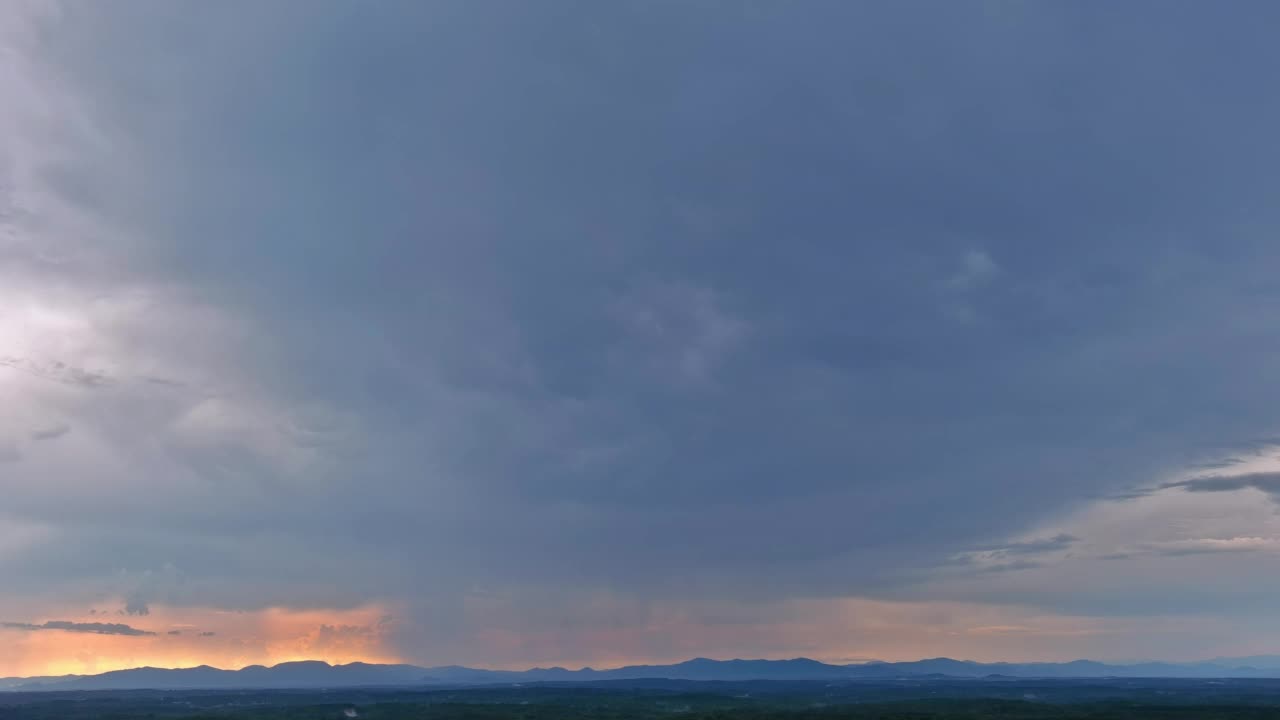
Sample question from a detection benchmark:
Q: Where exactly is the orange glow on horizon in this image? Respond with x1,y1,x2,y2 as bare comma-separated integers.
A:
0,604,401,677
3,595,1234,679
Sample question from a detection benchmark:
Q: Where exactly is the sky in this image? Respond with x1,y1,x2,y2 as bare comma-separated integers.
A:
5,0,1280,678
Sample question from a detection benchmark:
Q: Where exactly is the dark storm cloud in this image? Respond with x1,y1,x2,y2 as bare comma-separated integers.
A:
8,0,1280,664
2,621,155,636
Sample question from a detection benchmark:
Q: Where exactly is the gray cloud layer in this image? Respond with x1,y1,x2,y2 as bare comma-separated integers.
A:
6,0,1280,664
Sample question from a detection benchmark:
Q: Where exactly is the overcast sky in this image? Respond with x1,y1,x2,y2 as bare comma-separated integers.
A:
6,0,1280,677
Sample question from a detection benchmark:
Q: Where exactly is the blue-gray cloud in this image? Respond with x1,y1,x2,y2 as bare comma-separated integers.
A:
6,0,1280,664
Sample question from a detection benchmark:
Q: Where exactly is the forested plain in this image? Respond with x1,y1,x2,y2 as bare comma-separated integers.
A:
9,680,1280,720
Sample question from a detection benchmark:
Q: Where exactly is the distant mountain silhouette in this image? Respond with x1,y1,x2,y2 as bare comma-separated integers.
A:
0,674,84,691
7,656,1280,691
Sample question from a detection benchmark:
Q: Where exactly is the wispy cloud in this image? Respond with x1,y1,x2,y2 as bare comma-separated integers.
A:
980,534,1079,557
29,422,70,441
1160,472,1280,497
0,356,112,389
949,534,1079,573
1148,537,1280,557
2,621,156,636
1109,471,1280,503
947,249,1000,291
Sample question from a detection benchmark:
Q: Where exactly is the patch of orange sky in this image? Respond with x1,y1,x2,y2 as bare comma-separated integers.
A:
0,604,402,677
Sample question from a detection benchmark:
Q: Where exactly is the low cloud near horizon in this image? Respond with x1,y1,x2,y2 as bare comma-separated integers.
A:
1,621,156,637
6,0,1280,677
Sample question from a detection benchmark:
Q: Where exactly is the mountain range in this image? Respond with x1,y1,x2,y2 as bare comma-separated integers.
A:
9,656,1280,691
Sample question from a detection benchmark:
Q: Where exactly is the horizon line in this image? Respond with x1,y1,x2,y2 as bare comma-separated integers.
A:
8,653,1280,680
